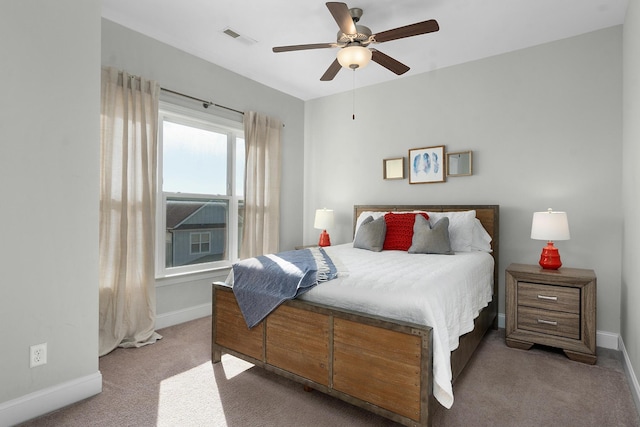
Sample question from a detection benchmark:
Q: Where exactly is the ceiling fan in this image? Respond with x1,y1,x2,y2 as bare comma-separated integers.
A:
272,2,439,81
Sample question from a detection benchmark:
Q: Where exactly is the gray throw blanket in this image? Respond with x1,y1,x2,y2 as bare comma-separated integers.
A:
231,247,338,328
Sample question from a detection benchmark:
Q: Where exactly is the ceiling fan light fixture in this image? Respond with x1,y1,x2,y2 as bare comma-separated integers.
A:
337,45,372,70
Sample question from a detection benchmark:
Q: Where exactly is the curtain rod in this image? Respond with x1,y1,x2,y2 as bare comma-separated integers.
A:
122,72,284,127
118,70,244,116
160,87,244,116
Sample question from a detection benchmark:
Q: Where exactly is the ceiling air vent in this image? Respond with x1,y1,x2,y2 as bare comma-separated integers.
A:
223,28,241,39
222,27,257,45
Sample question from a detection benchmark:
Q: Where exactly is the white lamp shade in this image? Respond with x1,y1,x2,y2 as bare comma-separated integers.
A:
337,46,372,70
531,209,570,241
314,209,334,230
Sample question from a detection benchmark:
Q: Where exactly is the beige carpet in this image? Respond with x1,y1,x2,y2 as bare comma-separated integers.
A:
19,316,640,426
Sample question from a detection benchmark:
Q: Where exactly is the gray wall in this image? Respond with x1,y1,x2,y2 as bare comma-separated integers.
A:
304,27,623,334
622,0,640,404
1,5,634,422
101,19,306,318
0,0,101,408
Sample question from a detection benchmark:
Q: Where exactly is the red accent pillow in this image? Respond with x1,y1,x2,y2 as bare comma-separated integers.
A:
383,212,429,251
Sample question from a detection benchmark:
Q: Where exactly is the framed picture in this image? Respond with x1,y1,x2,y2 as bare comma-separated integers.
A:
408,145,445,184
446,151,473,176
383,157,405,180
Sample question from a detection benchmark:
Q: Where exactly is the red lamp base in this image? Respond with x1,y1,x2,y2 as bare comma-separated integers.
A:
539,241,562,270
318,230,331,247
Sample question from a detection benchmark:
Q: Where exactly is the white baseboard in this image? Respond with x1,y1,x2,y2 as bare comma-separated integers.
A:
155,302,212,331
597,330,620,350
0,371,102,427
498,312,506,329
619,337,640,417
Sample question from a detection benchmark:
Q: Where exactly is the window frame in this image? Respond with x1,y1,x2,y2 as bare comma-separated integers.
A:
156,101,244,278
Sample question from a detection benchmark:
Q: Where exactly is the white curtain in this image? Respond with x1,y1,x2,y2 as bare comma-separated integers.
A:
99,67,162,356
241,111,282,259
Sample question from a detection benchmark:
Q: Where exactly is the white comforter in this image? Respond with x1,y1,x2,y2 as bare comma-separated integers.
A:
298,243,494,409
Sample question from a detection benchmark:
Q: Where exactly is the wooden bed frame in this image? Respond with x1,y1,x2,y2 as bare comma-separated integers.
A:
212,204,499,427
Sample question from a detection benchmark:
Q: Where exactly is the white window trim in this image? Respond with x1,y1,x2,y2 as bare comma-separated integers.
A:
156,101,243,278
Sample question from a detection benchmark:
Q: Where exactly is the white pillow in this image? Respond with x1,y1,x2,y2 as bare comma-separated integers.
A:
427,210,476,252
471,218,493,252
354,211,387,237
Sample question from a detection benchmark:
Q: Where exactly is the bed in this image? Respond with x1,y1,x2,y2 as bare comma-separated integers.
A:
212,204,499,427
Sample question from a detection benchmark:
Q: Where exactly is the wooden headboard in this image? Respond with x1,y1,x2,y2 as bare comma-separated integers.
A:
353,204,500,299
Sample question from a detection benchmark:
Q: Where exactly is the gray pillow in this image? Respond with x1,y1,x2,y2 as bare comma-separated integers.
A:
353,216,386,252
408,215,454,255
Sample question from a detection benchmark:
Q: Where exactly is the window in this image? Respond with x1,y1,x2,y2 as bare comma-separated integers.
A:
190,232,210,254
157,102,244,277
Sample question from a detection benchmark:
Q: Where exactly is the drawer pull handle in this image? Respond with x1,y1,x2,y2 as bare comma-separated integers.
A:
537,294,558,301
537,319,558,326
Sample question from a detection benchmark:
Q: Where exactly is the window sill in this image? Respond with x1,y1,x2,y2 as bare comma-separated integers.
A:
155,264,232,287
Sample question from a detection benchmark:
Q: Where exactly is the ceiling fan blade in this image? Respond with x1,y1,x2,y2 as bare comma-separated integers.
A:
320,59,342,81
326,2,357,35
373,19,439,43
273,43,336,53
371,49,410,75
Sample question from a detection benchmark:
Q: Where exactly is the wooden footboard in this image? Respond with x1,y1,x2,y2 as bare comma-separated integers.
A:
212,284,433,427
212,204,499,426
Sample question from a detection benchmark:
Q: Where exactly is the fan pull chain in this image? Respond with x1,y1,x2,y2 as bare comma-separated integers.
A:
352,69,356,120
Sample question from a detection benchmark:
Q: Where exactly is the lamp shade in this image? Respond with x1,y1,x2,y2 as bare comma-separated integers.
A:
531,209,570,241
314,209,334,230
337,46,372,70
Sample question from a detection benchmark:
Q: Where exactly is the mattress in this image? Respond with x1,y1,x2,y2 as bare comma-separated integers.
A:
298,243,494,409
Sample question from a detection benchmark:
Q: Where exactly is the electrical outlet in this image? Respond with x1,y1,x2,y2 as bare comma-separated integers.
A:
30,343,47,368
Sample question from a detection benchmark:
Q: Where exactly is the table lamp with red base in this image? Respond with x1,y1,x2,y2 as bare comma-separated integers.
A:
314,208,334,247
530,208,570,270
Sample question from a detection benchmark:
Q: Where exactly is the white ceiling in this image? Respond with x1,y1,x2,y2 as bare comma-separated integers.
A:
101,0,628,101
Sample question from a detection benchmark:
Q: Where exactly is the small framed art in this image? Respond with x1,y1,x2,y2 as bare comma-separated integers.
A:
446,151,473,176
383,157,405,180
408,145,445,184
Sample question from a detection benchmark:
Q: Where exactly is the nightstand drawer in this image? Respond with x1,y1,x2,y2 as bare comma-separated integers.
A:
517,306,580,340
517,282,580,314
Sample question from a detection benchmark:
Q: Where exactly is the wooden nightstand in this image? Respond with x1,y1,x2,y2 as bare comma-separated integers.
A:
505,263,597,364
